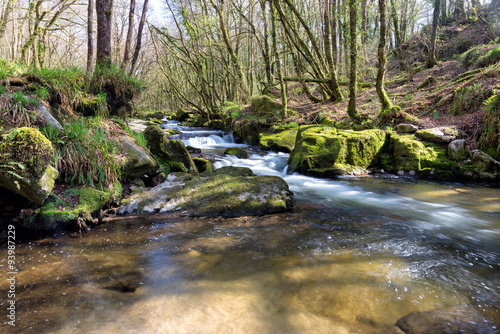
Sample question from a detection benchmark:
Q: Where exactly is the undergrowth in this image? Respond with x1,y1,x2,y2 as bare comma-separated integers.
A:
41,117,121,189
447,83,485,115
480,92,500,157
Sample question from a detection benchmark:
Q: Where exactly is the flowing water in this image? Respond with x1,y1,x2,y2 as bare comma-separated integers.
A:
1,120,499,333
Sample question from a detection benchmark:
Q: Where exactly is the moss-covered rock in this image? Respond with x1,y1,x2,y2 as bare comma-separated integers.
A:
22,186,114,232
259,129,298,153
119,135,160,181
224,147,249,159
161,174,293,217
214,166,255,177
250,95,282,117
193,158,213,173
385,133,458,178
415,127,460,144
448,139,469,161
0,127,58,204
144,124,198,173
287,125,386,177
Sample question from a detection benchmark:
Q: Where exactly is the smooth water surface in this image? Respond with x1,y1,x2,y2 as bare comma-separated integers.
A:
1,121,499,333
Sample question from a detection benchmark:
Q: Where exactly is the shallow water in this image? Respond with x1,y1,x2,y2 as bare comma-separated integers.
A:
1,121,499,333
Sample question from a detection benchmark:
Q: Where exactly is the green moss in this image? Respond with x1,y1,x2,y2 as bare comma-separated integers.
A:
0,127,54,179
250,95,282,117
193,158,213,173
259,129,298,153
224,147,249,159
213,166,255,177
288,126,385,176
78,187,111,213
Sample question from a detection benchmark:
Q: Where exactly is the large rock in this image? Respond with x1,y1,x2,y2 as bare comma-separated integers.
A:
161,172,293,217
143,124,198,173
395,123,418,133
287,125,386,177
35,102,63,130
259,129,298,153
386,133,458,178
118,167,294,217
23,187,114,231
396,306,494,334
119,135,161,181
415,127,459,144
0,127,58,205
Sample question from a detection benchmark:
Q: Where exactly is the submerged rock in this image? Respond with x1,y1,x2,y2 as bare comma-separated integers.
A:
259,129,298,153
396,305,494,334
288,125,386,177
0,127,58,205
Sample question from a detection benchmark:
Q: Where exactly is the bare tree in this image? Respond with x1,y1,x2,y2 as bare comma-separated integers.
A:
96,0,114,68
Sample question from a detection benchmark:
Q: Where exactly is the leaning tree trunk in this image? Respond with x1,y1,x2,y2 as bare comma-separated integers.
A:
122,0,135,69
376,0,394,111
348,0,361,122
426,0,441,68
129,0,148,75
96,0,113,68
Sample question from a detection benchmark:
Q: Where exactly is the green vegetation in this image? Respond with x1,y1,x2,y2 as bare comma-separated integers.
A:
40,118,121,189
481,93,500,158
447,83,485,115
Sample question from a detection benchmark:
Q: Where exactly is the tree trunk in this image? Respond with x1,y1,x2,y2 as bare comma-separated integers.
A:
348,0,361,122
122,0,135,69
376,0,394,111
331,0,338,69
96,0,113,68
440,0,447,24
453,0,465,21
361,0,368,45
270,0,287,118
0,0,15,39
259,0,272,86
426,0,441,68
87,0,94,74
129,0,148,75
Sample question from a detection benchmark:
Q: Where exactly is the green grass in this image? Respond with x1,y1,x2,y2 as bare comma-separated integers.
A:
447,83,485,115
41,118,121,189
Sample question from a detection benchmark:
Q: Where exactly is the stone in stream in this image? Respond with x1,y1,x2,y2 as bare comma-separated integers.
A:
119,135,161,181
396,305,495,334
259,129,298,153
118,167,294,217
288,125,386,177
193,158,213,173
224,147,249,159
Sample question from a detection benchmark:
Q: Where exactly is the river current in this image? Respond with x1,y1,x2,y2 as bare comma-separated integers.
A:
1,120,499,333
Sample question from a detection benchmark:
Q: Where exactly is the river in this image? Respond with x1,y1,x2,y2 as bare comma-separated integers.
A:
0,120,499,333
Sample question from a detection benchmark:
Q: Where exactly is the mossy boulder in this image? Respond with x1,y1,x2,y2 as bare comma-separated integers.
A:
214,166,255,177
0,127,58,205
119,135,161,181
259,129,298,153
175,108,194,122
144,124,198,173
385,133,458,178
250,95,282,117
193,158,213,173
22,187,114,232
415,127,459,144
161,173,293,217
287,125,386,177
224,147,249,159
448,139,469,161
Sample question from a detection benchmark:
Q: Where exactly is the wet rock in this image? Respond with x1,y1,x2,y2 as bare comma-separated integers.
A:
22,187,114,231
259,129,298,153
224,147,249,159
288,125,386,177
395,123,418,133
186,145,202,153
0,127,58,205
120,135,161,181
161,173,293,217
396,305,493,334
144,124,198,173
448,139,469,161
414,127,459,144
193,158,213,173
102,270,144,293
214,166,255,177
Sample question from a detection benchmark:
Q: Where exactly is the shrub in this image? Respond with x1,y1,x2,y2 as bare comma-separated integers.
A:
480,93,500,156
476,46,500,68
